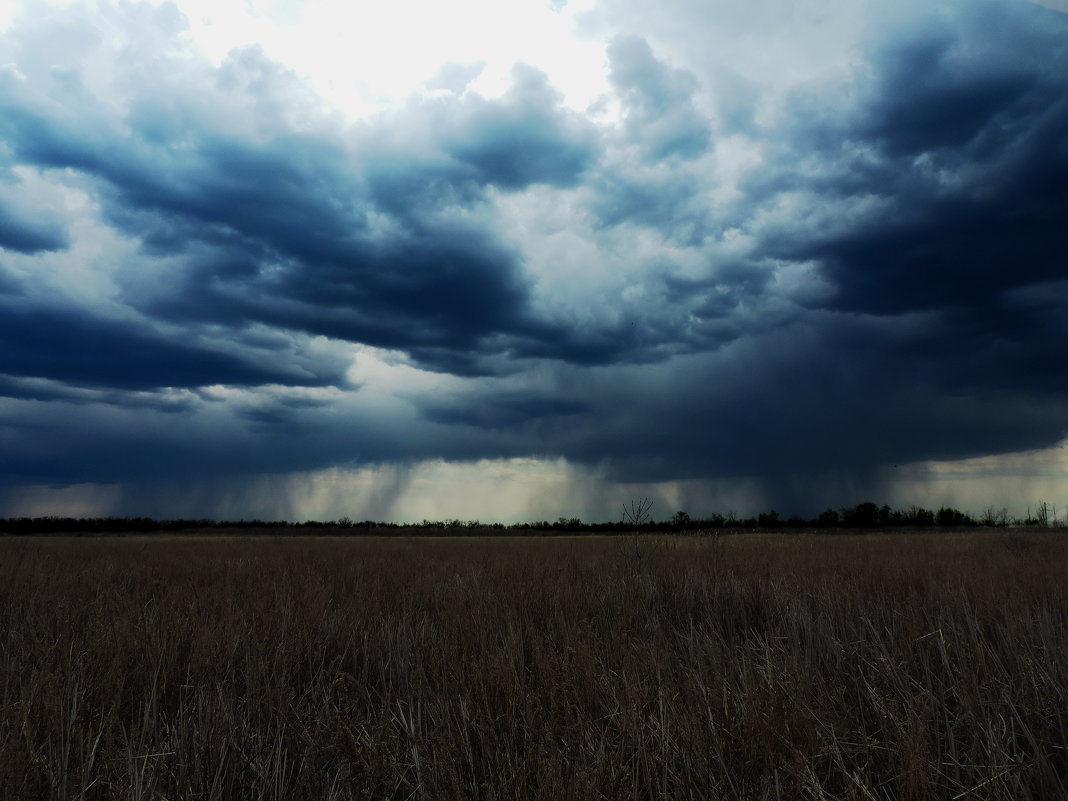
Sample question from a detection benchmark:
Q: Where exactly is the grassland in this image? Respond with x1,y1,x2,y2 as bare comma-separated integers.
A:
1,531,1066,800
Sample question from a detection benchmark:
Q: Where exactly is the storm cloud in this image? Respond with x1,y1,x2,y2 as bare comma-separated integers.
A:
1,0,1066,517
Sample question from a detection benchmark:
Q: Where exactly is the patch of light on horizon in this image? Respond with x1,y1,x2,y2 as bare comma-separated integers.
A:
883,439,1068,517
3,483,121,518
280,458,767,524
283,458,587,523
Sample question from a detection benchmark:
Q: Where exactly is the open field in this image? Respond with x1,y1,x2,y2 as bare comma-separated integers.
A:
1,531,1067,800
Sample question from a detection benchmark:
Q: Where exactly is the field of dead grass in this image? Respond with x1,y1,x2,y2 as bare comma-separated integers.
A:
1,530,1066,800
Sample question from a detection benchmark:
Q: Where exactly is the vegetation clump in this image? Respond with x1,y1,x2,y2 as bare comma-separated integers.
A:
0,499,1059,536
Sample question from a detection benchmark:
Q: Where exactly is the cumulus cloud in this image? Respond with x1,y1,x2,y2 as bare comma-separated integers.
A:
606,36,710,161
0,17,607,375
426,61,487,94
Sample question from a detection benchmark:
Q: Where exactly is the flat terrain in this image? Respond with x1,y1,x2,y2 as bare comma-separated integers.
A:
1,531,1066,800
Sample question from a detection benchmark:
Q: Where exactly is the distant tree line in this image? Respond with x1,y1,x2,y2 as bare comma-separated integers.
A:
0,501,1063,536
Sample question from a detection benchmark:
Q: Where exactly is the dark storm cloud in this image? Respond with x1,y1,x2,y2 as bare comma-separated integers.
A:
465,0,1068,494
0,300,339,391
135,229,536,375
0,383,473,488
0,42,600,376
233,392,335,422
2,0,1068,510
0,268,22,295
443,64,599,189
0,197,68,253
418,391,590,429
0,374,196,412
755,1,1068,317
860,34,1041,158
660,0,1068,490
441,311,1068,505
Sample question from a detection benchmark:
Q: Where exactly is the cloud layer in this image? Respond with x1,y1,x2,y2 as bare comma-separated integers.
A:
1,0,1066,516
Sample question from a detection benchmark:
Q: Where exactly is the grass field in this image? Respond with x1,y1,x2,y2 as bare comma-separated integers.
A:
1,531,1067,800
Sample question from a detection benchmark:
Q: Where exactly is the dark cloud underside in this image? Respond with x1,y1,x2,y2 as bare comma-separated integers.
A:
0,302,337,390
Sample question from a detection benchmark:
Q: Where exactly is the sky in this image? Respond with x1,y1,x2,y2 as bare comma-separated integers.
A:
0,0,1066,522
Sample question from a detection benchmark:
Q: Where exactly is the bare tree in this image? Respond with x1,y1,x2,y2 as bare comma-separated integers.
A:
621,497,654,572
1037,501,1056,527
979,506,1010,527
622,497,654,526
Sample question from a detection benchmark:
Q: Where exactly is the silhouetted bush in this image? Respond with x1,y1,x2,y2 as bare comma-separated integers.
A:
0,498,1041,538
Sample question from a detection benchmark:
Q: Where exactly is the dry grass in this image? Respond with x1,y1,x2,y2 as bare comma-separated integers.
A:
1,531,1067,800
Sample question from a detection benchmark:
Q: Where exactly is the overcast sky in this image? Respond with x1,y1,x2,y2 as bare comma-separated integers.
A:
1,0,1066,522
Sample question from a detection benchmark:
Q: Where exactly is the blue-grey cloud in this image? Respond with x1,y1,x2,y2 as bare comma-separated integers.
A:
418,391,590,429
0,268,22,295
443,64,599,188
0,300,339,391
754,5,1068,318
607,36,710,161
0,197,69,253
426,61,486,94
0,374,196,411
1,0,1067,514
0,40,602,376
233,400,331,428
